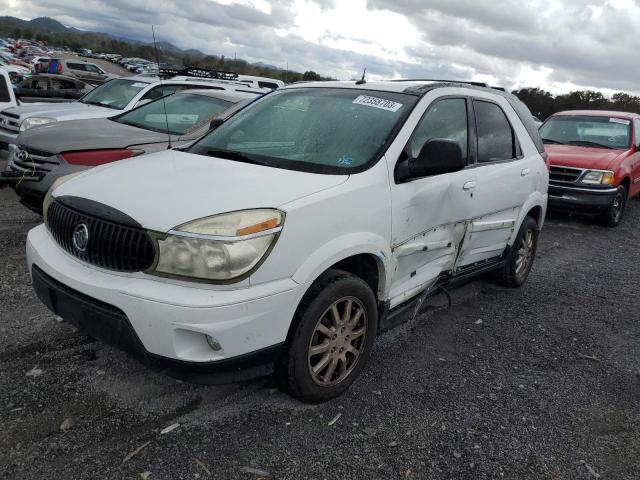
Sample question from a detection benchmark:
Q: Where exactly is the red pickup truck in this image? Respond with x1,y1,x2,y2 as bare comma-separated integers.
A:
540,110,640,226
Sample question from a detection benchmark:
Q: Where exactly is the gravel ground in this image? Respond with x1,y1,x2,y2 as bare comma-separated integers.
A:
58,53,133,77
1,181,639,480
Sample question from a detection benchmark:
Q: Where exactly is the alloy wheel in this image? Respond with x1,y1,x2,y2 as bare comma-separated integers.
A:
307,297,367,386
515,229,535,278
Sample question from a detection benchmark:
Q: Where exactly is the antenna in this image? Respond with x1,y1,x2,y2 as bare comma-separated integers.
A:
355,68,366,85
152,25,172,149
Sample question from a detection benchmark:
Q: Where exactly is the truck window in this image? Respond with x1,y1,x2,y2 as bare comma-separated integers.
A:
474,100,518,163
67,63,88,72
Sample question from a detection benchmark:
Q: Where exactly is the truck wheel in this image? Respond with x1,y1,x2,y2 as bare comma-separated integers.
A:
276,269,378,403
493,216,538,288
599,186,626,227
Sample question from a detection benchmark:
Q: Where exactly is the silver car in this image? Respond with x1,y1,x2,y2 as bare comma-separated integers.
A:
9,89,259,213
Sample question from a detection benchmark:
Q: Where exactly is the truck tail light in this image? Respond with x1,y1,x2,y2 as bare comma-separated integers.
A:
60,149,143,166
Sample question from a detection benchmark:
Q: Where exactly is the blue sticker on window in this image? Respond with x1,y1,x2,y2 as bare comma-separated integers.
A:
337,155,353,166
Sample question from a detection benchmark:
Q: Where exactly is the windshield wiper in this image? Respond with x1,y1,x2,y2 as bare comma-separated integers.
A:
206,148,270,166
541,138,564,145
82,100,119,110
566,140,615,149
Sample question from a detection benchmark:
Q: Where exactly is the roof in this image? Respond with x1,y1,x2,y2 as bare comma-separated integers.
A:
284,80,439,94
553,110,639,119
176,89,260,102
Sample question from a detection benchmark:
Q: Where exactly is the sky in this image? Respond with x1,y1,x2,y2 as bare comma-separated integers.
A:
2,0,640,96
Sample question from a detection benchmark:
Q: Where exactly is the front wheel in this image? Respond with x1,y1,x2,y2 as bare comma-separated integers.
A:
493,216,539,288
599,186,626,227
275,269,378,403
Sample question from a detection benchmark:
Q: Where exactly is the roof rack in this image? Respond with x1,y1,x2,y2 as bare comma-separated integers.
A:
389,79,489,87
159,66,238,81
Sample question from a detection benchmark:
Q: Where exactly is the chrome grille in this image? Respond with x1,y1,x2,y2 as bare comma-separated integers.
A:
9,145,60,174
0,112,20,132
46,201,156,272
549,166,583,184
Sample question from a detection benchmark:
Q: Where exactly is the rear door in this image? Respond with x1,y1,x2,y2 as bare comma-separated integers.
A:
389,95,476,307
456,97,538,268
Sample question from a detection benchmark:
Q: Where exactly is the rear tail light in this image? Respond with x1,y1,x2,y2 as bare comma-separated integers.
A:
57,63,62,74
60,149,143,166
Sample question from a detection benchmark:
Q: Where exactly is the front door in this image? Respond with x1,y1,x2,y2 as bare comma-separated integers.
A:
456,98,538,268
389,96,476,308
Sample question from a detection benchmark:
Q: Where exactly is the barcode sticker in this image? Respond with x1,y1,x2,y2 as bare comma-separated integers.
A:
352,95,403,112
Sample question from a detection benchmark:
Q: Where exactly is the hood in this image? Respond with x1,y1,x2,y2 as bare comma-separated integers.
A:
53,150,349,232
546,144,627,171
18,118,170,154
5,101,116,122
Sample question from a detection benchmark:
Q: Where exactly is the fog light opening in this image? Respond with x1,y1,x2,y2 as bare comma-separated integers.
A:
205,335,222,351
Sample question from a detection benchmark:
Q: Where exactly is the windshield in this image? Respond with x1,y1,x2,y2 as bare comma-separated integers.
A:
540,115,631,149
79,79,148,110
188,87,417,173
115,93,234,135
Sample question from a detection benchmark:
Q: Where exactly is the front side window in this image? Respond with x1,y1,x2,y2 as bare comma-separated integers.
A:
474,100,518,163
115,93,234,135
79,79,148,110
189,88,417,174
406,97,468,160
635,119,640,147
540,115,631,150
85,64,104,74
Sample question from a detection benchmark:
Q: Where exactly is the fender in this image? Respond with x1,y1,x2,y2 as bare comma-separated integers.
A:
292,231,391,299
510,192,547,245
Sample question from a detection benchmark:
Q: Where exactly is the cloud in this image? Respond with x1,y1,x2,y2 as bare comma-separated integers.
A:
5,0,640,95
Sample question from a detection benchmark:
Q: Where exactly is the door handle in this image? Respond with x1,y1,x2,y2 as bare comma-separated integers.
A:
462,181,476,191
521,168,531,176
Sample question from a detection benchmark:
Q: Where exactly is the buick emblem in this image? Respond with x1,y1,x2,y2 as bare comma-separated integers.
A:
16,148,29,162
72,223,90,253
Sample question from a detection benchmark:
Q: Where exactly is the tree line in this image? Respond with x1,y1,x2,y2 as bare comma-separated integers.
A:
512,87,640,120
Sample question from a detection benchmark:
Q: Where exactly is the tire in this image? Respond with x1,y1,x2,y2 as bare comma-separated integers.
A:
599,186,626,227
493,216,539,288
275,269,378,403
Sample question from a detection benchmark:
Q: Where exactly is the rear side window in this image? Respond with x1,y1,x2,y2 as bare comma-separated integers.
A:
474,100,518,163
67,63,87,72
0,74,9,102
407,98,468,160
258,81,279,90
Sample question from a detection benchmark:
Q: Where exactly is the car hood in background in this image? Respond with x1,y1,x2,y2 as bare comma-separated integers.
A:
18,118,172,153
4,102,116,122
545,144,628,171
53,150,349,232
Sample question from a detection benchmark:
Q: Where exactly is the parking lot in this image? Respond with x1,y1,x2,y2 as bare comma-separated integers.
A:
1,178,639,479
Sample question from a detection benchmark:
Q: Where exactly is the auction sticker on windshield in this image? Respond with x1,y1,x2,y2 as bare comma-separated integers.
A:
352,95,403,112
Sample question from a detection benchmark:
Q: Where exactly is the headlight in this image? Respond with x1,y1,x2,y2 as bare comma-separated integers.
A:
153,209,284,282
581,170,614,185
42,172,83,222
20,117,57,132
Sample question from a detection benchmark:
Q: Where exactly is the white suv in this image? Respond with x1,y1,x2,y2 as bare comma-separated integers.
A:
27,80,548,402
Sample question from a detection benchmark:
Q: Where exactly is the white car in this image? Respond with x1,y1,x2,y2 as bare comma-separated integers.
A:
27,80,548,402
0,70,267,157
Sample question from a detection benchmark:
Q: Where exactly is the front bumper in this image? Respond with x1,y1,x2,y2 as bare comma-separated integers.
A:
548,183,618,214
27,224,306,379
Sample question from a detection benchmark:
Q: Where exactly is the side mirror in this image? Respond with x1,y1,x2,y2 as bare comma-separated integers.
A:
209,118,224,130
396,139,466,182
